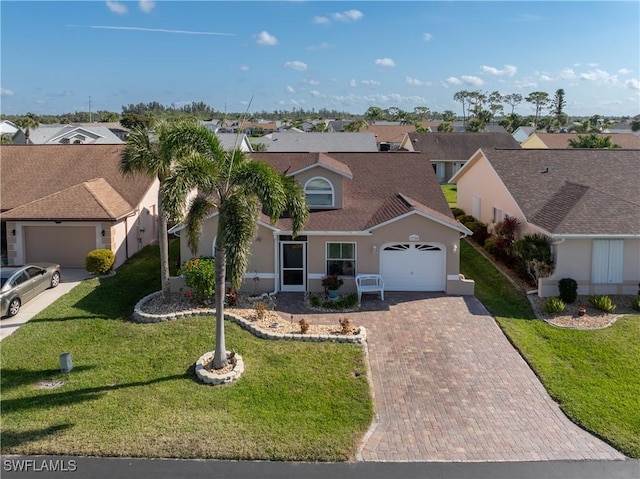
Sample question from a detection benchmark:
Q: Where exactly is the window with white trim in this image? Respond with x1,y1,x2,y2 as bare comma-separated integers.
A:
592,239,623,284
491,207,502,223
304,177,334,207
326,242,356,276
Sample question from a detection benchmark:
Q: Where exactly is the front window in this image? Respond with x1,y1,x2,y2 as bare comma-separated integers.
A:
304,177,334,207
326,242,356,276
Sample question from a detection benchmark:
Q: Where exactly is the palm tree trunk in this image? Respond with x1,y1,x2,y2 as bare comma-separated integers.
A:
157,191,171,302
213,240,227,369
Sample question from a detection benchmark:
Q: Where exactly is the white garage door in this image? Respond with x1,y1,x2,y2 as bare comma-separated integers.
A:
25,226,97,268
380,243,445,291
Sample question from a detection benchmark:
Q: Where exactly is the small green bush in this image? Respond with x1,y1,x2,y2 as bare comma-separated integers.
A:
458,215,476,225
558,278,578,304
466,220,489,246
451,207,466,218
484,236,498,255
588,295,616,313
178,257,216,303
632,297,640,311
544,297,565,313
85,249,115,275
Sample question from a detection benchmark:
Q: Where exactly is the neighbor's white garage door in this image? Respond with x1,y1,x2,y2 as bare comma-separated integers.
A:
380,243,445,291
24,226,96,268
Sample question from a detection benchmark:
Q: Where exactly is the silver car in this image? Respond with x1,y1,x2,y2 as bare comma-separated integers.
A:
0,263,61,317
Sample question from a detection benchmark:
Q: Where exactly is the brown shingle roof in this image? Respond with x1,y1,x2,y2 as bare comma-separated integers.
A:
364,125,417,143
533,132,640,149
408,132,520,160
1,144,155,220
482,149,640,235
250,152,465,232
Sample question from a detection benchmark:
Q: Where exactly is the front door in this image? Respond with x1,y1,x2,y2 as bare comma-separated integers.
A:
280,241,306,292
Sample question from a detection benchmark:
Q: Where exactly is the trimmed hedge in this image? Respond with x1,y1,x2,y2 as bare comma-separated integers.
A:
85,249,115,275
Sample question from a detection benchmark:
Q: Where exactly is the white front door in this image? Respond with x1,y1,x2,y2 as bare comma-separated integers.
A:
280,241,306,292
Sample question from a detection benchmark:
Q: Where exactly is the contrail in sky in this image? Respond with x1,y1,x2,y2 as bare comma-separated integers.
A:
66,25,236,36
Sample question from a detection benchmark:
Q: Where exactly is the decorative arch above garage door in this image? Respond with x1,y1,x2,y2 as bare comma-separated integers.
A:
380,243,445,291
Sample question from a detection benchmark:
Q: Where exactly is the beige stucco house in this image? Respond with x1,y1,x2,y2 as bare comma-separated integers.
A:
521,132,640,149
171,152,474,296
450,148,640,298
1,145,159,269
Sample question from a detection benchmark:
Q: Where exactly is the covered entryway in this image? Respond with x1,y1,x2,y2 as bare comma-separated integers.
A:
24,226,97,268
280,241,306,292
380,242,445,291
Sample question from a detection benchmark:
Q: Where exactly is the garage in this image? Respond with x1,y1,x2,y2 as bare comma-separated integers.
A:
24,226,97,268
380,243,445,291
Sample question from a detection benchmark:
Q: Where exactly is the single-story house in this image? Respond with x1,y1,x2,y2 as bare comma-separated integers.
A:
1,120,25,144
1,145,159,269
400,132,521,183
521,132,640,149
450,148,640,297
24,124,125,144
251,132,378,152
511,126,536,144
363,124,417,151
171,152,474,296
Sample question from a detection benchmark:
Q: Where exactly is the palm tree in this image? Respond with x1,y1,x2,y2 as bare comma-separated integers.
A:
15,112,39,144
568,133,621,149
343,118,369,132
161,122,309,369
120,120,186,302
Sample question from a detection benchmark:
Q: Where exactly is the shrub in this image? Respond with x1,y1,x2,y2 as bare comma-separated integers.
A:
451,207,466,218
484,236,498,255
85,249,115,275
299,318,310,334
254,301,268,321
339,318,351,335
588,295,616,313
544,297,565,313
491,215,520,263
458,215,476,225
466,220,489,246
514,234,555,285
558,278,578,304
632,297,640,311
178,257,216,303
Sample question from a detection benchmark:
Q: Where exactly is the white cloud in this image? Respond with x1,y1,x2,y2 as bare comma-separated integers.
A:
480,65,517,77
284,61,307,71
515,79,537,89
303,79,320,86
348,79,357,87
332,9,363,22
239,65,250,72
580,69,617,84
618,68,632,75
91,25,236,36
361,80,380,87
626,78,640,90
375,58,395,67
106,1,127,14
310,90,321,98
256,31,278,46
539,75,553,82
444,76,462,86
406,76,429,87
1,88,15,96
307,41,332,51
312,16,330,25
423,33,433,41
461,75,484,87
558,68,577,80
285,85,295,94
139,1,155,13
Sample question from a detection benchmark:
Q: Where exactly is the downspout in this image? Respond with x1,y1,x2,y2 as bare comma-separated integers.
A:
269,230,279,296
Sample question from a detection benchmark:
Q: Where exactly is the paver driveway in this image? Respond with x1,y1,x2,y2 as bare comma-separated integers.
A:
275,292,625,462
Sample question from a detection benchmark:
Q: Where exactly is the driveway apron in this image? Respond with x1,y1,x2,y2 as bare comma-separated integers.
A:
275,293,625,462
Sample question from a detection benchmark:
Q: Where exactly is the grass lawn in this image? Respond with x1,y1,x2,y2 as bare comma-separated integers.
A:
460,240,640,458
441,184,457,207
1,245,373,461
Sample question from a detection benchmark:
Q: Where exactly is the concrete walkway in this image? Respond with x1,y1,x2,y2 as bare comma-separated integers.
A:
274,292,626,462
0,268,89,341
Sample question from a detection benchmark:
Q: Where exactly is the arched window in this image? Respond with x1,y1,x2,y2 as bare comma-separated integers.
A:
304,177,334,207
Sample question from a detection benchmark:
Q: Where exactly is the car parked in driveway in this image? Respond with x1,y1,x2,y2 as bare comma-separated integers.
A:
0,263,61,317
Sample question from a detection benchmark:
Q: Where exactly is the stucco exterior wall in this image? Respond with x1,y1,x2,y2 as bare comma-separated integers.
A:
520,134,547,149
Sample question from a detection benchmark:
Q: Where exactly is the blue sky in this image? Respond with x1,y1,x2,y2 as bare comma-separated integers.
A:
1,1,639,117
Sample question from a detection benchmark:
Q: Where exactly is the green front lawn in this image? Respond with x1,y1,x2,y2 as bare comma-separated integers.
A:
441,184,457,207
460,240,640,458
1,246,373,461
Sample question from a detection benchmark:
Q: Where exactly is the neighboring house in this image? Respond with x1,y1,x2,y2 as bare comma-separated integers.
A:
521,132,640,149
450,148,640,298
363,124,417,151
25,124,124,145
451,122,509,134
511,126,536,144
215,133,253,152
400,132,521,183
74,122,129,141
238,121,279,136
251,132,378,152
1,145,159,269
1,120,25,144
327,120,350,132
170,152,474,296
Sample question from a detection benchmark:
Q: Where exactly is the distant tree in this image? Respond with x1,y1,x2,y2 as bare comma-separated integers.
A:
251,142,267,152
413,106,430,121
442,110,456,123
503,93,523,116
453,91,472,125
0,134,13,145
437,121,455,132
550,89,566,117
312,122,329,132
568,119,595,134
631,115,640,132
525,91,550,129
97,111,121,123
488,91,504,123
568,133,621,148
498,113,526,133
465,117,486,132
385,106,401,120
343,118,369,132
14,112,39,144
120,113,154,130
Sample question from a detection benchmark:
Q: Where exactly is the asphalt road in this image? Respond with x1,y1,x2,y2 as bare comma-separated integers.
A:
1,456,639,479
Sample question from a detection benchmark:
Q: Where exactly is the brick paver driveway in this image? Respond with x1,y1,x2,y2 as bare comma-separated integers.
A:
275,293,625,462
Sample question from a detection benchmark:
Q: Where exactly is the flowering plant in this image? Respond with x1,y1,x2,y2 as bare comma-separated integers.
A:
178,257,216,303
321,273,344,291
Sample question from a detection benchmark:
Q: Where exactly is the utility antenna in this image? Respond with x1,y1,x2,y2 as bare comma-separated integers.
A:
88,96,92,123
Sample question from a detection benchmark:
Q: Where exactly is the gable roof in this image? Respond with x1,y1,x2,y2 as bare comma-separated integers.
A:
527,132,640,149
249,152,465,233
363,124,417,144
469,149,640,235
251,132,378,152
27,124,124,144
288,153,353,179
408,132,520,160
1,145,156,220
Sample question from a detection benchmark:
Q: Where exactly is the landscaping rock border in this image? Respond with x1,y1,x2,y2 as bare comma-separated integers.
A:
195,350,245,385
